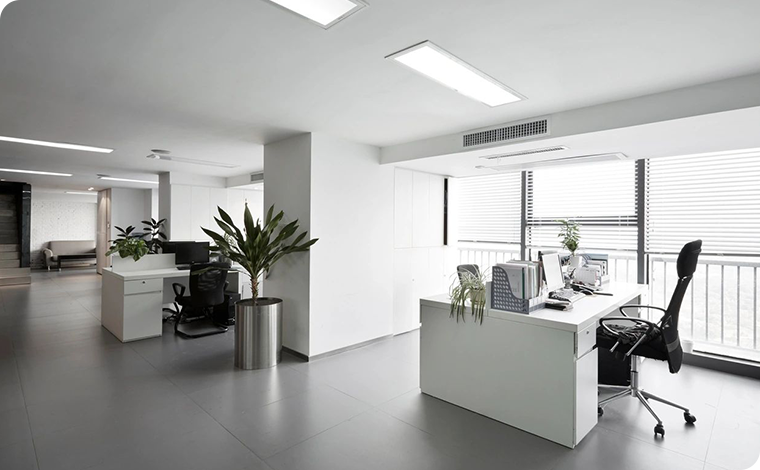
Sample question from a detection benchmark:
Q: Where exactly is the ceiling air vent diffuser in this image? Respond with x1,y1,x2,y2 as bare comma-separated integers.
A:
463,119,549,148
480,146,568,160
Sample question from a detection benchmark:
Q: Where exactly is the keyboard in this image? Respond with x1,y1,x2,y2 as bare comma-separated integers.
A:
549,289,585,304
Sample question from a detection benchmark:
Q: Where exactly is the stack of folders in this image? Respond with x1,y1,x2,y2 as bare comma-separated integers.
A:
495,261,541,300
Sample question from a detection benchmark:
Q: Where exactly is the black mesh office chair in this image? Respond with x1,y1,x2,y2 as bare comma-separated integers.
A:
172,262,230,339
457,264,480,282
597,240,702,438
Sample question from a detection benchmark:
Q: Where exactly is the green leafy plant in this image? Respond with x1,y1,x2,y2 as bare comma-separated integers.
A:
107,237,149,261
114,225,140,239
141,218,167,254
202,203,318,300
557,219,581,256
449,269,489,324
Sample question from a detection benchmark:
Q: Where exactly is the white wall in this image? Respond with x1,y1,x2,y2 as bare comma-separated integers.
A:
110,188,153,240
30,192,97,268
264,134,313,356
309,133,394,356
393,168,450,334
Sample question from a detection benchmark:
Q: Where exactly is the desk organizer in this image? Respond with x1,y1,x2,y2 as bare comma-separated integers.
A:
490,265,546,314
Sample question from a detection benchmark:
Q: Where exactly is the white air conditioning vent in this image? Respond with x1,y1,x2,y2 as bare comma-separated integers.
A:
250,172,264,184
463,119,549,148
481,146,568,160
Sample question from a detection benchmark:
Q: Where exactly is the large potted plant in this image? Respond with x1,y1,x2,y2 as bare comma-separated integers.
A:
202,203,317,370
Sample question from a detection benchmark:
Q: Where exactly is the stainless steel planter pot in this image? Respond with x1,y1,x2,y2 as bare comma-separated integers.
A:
234,298,283,370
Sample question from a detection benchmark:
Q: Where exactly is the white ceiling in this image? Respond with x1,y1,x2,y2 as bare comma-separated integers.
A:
1,0,760,190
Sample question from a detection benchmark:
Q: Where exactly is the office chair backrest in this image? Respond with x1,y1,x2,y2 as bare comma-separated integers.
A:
457,264,480,283
662,240,702,373
189,262,229,310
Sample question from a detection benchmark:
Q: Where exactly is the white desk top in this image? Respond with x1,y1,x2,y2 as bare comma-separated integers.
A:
421,282,647,333
103,266,244,281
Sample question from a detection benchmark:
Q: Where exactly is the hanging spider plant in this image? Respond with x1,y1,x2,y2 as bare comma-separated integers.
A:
449,269,489,324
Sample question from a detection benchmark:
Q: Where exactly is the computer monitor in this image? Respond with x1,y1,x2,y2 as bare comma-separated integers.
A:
175,242,210,265
541,251,565,292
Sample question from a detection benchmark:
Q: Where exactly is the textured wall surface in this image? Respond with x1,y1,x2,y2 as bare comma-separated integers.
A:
30,200,97,268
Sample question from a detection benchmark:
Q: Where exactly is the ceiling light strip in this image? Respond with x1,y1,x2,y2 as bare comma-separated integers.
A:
0,136,113,153
386,41,523,107
99,176,158,185
263,0,367,28
0,168,72,177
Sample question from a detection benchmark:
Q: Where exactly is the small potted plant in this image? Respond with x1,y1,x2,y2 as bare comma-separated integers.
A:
557,219,583,269
107,226,150,271
449,269,489,324
202,203,317,370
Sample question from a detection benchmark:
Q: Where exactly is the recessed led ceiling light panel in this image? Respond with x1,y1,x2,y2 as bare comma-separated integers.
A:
98,176,158,185
65,191,98,196
0,168,72,177
0,135,113,153
386,41,524,107
263,0,366,28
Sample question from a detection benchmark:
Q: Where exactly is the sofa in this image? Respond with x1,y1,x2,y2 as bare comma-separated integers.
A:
43,240,97,270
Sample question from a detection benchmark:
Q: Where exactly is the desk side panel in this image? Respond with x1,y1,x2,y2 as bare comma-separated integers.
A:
421,303,577,448
101,271,125,341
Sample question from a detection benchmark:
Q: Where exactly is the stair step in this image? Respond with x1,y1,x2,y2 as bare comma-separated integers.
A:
0,260,20,268
0,276,31,286
0,267,30,278
0,244,19,252
0,252,20,260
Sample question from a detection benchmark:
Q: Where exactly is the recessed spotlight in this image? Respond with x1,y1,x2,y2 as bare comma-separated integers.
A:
98,176,158,185
88,187,95,191
65,191,98,196
263,0,366,28
0,135,113,153
386,41,523,107
0,168,72,177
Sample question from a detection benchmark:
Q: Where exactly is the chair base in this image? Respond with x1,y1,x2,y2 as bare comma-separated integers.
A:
598,359,696,437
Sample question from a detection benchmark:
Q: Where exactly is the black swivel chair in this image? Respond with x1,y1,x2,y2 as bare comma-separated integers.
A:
457,264,480,282
172,262,230,339
597,240,702,438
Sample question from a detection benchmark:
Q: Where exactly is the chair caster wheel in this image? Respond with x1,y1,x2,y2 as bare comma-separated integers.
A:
654,424,665,437
684,412,697,424
598,407,604,417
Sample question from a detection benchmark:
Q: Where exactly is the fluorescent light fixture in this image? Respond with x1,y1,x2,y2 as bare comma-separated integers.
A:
65,191,97,196
263,0,366,28
386,41,523,107
0,135,113,153
99,176,158,185
0,168,72,177
476,153,628,172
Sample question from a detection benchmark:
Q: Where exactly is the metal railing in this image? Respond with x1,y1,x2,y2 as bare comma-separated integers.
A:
457,244,521,270
649,255,759,353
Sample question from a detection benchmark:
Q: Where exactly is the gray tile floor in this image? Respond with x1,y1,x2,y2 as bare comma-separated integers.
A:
0,270,758,470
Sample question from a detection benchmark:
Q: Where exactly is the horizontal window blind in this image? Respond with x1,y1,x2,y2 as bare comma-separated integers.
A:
457,172,522,244
527,160,638,251
646,153,760,255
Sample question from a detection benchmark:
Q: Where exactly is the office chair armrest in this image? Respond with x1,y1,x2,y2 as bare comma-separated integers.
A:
618,304,667,318
599,317,658,358
172,283,186,299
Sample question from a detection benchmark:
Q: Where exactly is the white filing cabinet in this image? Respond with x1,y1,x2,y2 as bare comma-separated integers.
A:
102,274,163,342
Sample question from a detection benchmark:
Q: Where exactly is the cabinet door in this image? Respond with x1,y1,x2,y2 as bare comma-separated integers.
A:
123,292,163,341
575,348,598,445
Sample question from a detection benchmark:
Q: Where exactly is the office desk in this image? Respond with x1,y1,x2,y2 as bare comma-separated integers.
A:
419,282,647,448
101,266,240,343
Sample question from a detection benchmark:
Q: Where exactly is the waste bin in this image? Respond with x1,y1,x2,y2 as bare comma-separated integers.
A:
234,298,283,370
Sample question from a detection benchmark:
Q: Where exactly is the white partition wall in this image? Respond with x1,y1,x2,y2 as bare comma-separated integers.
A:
392,168,450,335
264,133,394,358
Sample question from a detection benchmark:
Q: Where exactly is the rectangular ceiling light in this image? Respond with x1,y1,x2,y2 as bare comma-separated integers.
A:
386,41,523,107
0,135,113,153
99,176,158,185
476,153,628,172
65,191,98,196
264,0,366,28
0,168,72,177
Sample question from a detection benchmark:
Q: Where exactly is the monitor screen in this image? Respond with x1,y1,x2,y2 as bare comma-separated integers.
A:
175,242,210,265
541,252,564,292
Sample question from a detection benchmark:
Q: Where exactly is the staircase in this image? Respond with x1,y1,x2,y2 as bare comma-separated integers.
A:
0,194,30,285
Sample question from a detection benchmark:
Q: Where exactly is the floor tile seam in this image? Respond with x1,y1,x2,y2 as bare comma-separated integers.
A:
263,407,378,464
595,422,708,464
702,382,726,468
15,355,43,470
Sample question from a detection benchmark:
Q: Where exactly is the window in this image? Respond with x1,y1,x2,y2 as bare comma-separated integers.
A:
456,172,522,244
646,152,760,255
526,160,638,251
